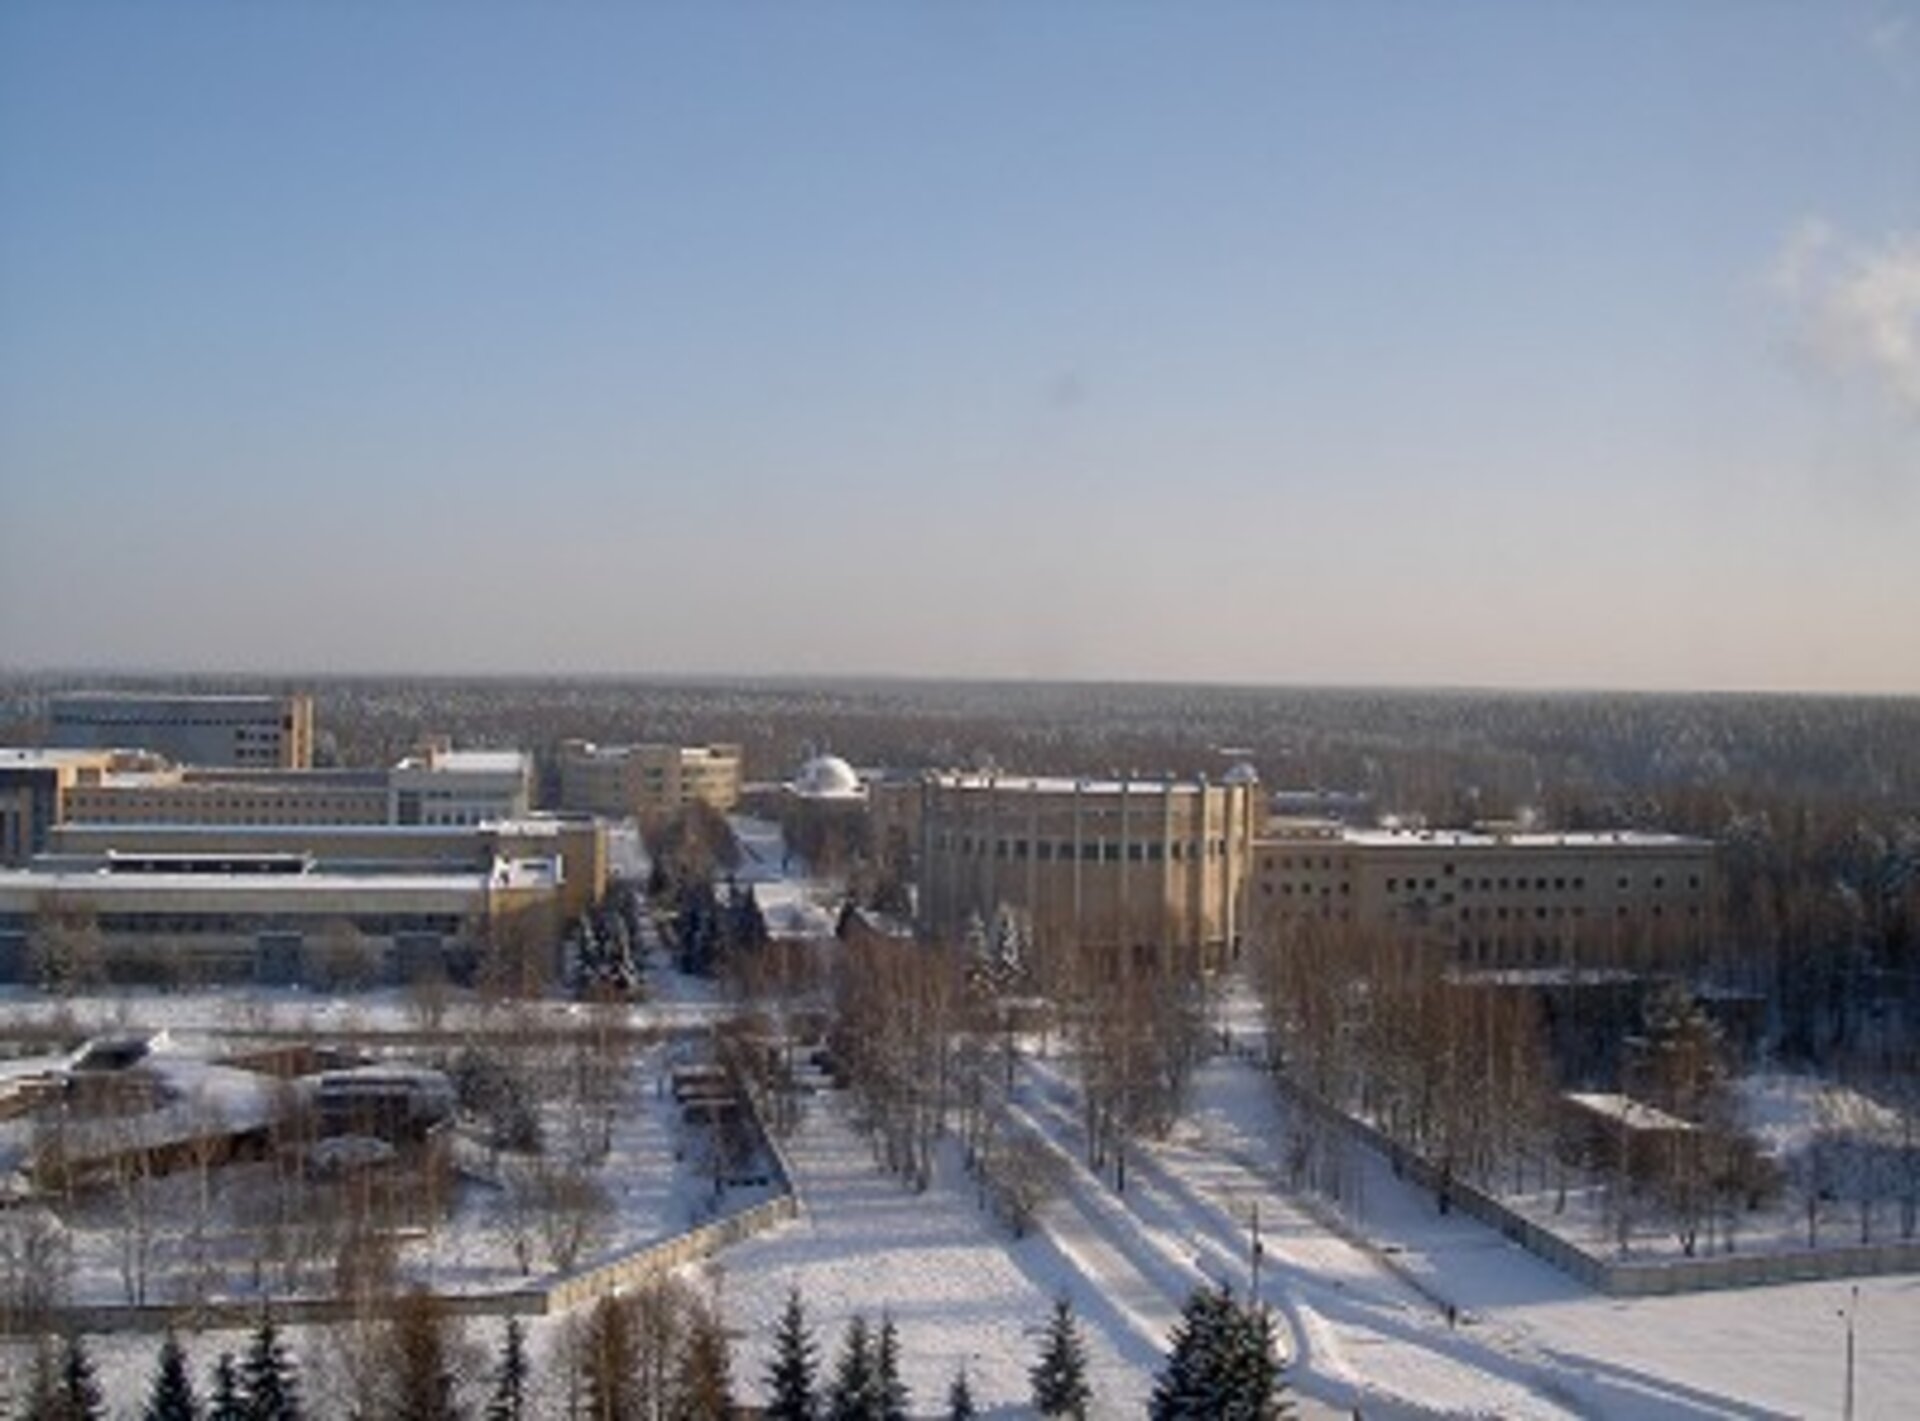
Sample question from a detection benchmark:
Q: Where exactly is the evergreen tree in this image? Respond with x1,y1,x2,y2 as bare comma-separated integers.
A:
207,1354,245,1421
1149,1286,1231,1420
144,1332,201,1421
1150,1286,1290,1421
60,1333,107,1421
874,1315,908,1421
762,1287,819,1421
1029,1297,1092,1420
484,1318,530,1421
944,1367,976,1421
239,1313,301,1421
825,1314,876,1421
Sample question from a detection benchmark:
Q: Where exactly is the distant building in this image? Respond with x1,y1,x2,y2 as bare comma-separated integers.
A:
389,744,532,826
912,771,1260,969
58,743,533,832
0,749,123,865
1249,821,1715,970
556,740,742,819
47,815,608,923
0,848,562,987
63,767,392,828
48,692,314,769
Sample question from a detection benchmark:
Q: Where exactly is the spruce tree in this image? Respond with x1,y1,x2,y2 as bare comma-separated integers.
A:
825,1314,875,1421
1149,1286,1231,1420
207,1354,245,1421
484,1318,530,1421
763,1287,819,1421
1029,1297,1092,1420
874,1315,908,1421
61,1333,107,1421
944,1367,976,1421
1151,1286,1291,1421
239,1312,302,1421
145,1332,201,1421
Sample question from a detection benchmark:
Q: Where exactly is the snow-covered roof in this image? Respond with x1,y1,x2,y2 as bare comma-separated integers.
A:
1563,1092,1696,1133
1262,826,1710,850
927,772,1233,796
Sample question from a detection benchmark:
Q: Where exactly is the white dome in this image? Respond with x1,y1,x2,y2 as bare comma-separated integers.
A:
1223,761,1260,785
792,754,863,799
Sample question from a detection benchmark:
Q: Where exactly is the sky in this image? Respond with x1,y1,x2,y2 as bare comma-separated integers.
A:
2,2,1917,693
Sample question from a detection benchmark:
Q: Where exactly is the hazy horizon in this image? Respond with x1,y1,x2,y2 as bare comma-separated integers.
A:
4,4,1917,694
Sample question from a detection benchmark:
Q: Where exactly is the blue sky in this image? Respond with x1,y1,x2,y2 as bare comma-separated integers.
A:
2,2,1917,690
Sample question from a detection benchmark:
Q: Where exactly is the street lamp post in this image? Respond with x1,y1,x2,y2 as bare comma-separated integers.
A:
1842,1283,1859,1421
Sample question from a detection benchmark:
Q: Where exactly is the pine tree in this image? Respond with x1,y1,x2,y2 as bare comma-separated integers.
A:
144,1332,201,1421
825,1314,876,1421
484,1318,530,1421
207,1354,245,1421
874,1315,908,1421
60,1333,107,1421
1150,1286,1290,1421
1029,1297,1092,1420
239,1312,301,1421
1149,1286,1231,1420
763,1287,819,1421
944,1367,976,1421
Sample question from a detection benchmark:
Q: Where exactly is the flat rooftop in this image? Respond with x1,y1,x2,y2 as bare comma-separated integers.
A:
927,772,1237,795
1261,826,1710,850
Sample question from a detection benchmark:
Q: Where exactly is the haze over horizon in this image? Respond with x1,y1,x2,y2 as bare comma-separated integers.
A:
3,3,1917,694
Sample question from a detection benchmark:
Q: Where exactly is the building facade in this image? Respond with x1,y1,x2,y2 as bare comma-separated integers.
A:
47,692,314,769
0,850,561,987
1249,821,1716,970
557,740,743,819
62,768,392,827
0,749,122,865
913,772,1259,968
388,747,532,826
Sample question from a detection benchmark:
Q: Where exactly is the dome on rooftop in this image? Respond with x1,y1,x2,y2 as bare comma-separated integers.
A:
1223,761,1260,785
792,754,863,800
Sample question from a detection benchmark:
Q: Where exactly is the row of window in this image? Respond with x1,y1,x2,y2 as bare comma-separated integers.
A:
939,834,1230,863
89,912,468,936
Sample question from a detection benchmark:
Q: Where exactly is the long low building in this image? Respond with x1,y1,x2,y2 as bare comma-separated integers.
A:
0,850,563,987
908,770,1260,969
46,816,608,922
1250,820,1715,970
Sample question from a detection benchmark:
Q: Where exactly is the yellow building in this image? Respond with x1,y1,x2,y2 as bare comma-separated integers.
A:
1249,821,1716,970
557,740,743,819
913,771,1260,969
63,768,392,827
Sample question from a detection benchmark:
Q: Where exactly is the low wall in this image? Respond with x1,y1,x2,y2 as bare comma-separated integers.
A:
1275,1073,1920,1297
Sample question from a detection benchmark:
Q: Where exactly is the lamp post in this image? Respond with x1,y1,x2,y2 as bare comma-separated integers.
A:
1842,1283,1859,1421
